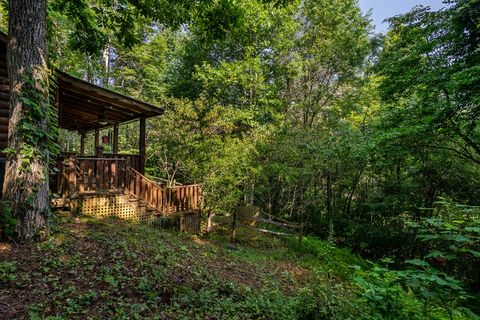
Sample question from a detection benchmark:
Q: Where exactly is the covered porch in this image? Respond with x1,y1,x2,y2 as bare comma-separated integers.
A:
55,71,157,173
52,72,202,217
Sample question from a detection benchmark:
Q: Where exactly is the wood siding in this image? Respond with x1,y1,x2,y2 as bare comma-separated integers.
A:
0,40,8,193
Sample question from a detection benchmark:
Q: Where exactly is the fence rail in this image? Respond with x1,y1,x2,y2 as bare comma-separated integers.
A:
57,156,128,196
232,205,303,243
77,158,128,193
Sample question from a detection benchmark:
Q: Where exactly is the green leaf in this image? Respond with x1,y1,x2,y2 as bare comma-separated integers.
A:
467,250,480,258
406,259,430,268
446,235,473,244
21,97,37,106
465,227,480,234
425,250,446,259
416,234,439,241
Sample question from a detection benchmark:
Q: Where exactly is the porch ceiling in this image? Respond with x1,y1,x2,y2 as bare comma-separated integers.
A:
57,71,163,132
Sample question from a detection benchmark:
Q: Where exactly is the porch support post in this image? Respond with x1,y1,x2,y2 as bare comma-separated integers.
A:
94,128,100,148
55,87,61,152
139,116,146,174
56,87,61,126
113,124,119,154
96,145,104,158
80,133,86,156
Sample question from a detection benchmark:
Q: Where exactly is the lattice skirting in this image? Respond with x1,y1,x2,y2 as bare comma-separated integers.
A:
181,212,202,233
71,194,156,223
66,194,202,232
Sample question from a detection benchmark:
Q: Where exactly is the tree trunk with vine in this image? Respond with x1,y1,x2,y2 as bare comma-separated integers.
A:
2,0,50,241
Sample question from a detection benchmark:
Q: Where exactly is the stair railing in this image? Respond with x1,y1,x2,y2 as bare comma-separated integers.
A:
127,168,202,215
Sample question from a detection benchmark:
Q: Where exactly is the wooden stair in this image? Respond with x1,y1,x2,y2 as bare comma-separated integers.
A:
53,162,203,230
126,168,202,217
127,194,162,216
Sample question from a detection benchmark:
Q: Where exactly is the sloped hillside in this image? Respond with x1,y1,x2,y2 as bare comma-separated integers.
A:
0,213,473,319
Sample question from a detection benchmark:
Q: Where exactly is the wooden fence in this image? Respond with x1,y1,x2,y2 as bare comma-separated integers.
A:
104,153,141,173
77,157,128,193
232,205,303,243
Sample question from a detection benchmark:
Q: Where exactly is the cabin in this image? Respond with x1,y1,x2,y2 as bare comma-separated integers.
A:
0,32,202,231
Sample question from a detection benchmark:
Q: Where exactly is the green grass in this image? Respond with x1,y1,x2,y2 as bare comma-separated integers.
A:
0,213,475,319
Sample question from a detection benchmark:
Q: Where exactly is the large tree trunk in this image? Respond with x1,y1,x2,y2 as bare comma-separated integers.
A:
3,0,50,241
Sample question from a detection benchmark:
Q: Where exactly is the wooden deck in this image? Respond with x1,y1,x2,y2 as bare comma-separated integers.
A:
53,154,202,217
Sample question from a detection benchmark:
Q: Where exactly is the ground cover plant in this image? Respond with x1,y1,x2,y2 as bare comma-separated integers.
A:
0,212,477,319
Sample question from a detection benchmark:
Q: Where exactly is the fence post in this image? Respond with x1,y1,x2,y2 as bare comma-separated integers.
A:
125,157,130,191
206,209,215,235
96,145,104,158
231,208,238,242
298,223,303,246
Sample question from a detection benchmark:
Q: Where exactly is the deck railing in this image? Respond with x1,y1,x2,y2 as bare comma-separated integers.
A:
55,154,202,215
57,155,129,196
103,153,142,173
76,157,128,193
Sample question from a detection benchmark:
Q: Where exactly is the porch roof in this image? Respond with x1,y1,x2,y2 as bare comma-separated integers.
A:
57,71,163,133
0,31,164,133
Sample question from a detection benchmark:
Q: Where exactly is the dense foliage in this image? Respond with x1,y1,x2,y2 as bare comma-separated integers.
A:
1,0,478,318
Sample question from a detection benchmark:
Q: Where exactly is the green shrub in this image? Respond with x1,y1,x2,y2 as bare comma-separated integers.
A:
0,261,17,284
0,201,17,239
353,259,477,320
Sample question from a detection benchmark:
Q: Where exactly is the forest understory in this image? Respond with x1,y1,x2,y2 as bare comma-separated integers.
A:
0,212,476,320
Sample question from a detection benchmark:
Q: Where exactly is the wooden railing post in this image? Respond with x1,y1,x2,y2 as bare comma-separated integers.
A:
96,145,104,158
111,159,116,190
67,154,77,197
80,133,86,156
79,160,85,192
135,173,140,197
87,160,93,191
95,128,100,148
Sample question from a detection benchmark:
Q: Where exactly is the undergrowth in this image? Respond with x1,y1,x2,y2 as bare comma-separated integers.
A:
0,213,476,319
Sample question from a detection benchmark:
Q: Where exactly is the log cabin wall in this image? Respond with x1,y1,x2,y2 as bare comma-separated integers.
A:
0,38,8,195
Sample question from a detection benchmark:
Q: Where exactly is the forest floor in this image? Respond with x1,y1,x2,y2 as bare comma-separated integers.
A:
0,212,368,319
0,212,469,319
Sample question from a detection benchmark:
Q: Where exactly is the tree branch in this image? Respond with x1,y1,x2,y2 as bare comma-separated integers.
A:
418,144,480,165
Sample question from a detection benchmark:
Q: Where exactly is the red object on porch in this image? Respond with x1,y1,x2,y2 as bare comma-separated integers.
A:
102,135,109,144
